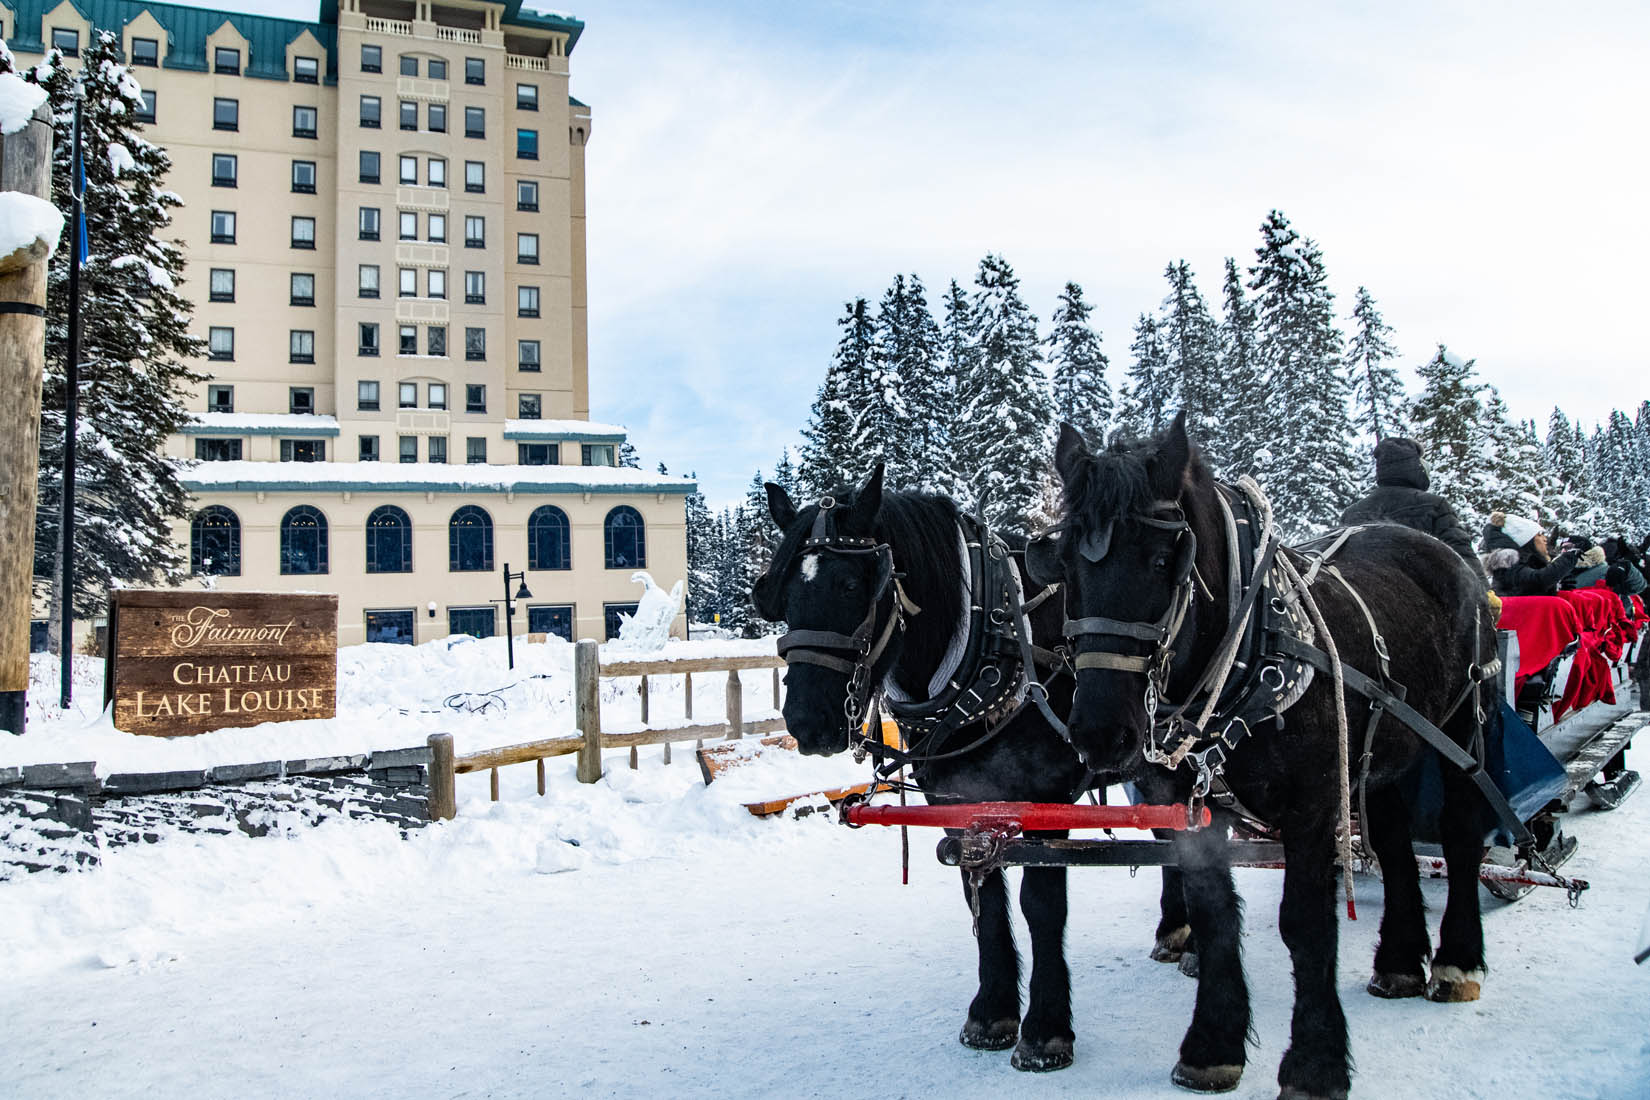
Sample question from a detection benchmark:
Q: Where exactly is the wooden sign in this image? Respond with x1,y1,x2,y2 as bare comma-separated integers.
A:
105,590,338,737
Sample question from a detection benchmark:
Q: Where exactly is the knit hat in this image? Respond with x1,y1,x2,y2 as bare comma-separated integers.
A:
1373,437,1428,490
1499,513,1542,548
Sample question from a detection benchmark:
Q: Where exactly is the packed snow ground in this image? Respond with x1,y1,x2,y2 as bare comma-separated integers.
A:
3,640,1648,1098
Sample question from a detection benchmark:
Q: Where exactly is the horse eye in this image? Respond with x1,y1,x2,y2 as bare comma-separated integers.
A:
1152,555,1171,573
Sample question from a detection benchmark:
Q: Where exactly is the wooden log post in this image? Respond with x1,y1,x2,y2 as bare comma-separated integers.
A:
0,103,54,737
726,669,744,740
490,767,500,801
684,671,693,719
772,666,782,709
574,639,603,783
536,757,546,796
636,673,650,768
426,732,457,821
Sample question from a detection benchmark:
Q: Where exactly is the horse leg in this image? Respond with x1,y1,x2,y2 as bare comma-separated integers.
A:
1363,783,1430,998
1427,762,1487,1002
1152,861,1195,966
1275,817,1351,1100
1012,857,1075,1071
1167,824,1250,1094
958,866,1021,1050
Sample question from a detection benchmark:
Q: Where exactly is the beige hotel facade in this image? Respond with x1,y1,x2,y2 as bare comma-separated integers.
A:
9,0,692,647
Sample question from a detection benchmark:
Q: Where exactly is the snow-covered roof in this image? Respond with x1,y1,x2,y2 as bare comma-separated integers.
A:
181,413,341,436
504,418,627,441
180,460,696,496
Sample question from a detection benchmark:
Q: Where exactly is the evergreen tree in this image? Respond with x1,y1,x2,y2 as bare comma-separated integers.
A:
1408,345,1492,523
799,298,875,495
883,273,948,491
864,278,914,487
1044,281,1111,447
17,36,205,617
1246,210,1357,535
1343,286,1406,441
1479,387,1544,522
772,448,799,500
1216,257,1265,476
737,471,778,637
1120,313,1171,438
683,475,716,626
939,279,976,497
953,255,1052,533
619,440,640,468
1158,261,1223,456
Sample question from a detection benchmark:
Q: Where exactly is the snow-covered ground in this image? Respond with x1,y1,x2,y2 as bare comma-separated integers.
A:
3,641,1648,1098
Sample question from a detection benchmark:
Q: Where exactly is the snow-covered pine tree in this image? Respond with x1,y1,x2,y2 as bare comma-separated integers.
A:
1119,313,1171,439
889,274,948,491
1479,388,1544,522
739,471,777,637
16,36,205,618
864,277,915,489
1044,281,1111,448
619,440,640,468
1343,286,1407,442
1408,344,1492,524
1216,257,1265,477
953,255,1053,533
799,298,876,495
772,448,799,500
1157,261,1223,457
1544,408,1592,528
684,476,716,626
1246,210,1358,535
939,278,976,497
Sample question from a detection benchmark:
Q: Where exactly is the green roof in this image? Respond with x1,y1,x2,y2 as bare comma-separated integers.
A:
318,1,583,52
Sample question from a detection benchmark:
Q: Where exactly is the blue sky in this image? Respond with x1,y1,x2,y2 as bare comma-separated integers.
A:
252,1,1650,507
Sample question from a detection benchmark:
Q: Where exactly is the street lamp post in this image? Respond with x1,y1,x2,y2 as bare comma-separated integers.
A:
501,562,532,669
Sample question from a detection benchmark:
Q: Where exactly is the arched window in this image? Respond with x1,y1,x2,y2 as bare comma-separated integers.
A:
528,505,570,571
449,505,493,572
280,505,329,575
191,506,241,576
365,505,413,573
604,506,645,570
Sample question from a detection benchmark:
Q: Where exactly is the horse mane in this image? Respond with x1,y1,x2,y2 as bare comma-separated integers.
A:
1057,431,1214,531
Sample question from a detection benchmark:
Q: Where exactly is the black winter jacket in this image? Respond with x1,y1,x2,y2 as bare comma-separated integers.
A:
1339,480,1478,564
1490,550,1577,598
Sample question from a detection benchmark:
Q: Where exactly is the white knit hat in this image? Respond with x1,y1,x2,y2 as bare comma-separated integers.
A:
1500,513,1541,547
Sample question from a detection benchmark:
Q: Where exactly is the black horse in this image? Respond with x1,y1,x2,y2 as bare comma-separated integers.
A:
752,465,1110,1071
1030,415,1497,1100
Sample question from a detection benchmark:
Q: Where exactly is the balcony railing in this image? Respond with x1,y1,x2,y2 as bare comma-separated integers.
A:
506,55,550,72
366,16,413,36
436,26,482,45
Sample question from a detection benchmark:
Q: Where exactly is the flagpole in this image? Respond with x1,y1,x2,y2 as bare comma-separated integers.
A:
59,95,82,708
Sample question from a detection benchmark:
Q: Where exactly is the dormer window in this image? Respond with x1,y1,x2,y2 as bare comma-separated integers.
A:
51,29,79,56
214,47,240,75
294,56,318,83
131,37,159,66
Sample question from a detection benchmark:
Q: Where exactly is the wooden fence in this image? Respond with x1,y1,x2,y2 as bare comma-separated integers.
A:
424,639,785,815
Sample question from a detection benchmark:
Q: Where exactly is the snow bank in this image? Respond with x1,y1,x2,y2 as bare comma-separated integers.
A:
0,191,64,262
0,70,46,135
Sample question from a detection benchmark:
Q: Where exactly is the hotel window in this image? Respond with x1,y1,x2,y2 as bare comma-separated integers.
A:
464,107,485,139
517,233,539,264
466,437,486,464
192,506,240,576
289,330,315,364
465,384,486,413
399,155,417,185
464,161,484,193
528,510,571,572
207,385,234,413
518,443,557,466
464,271,485,304
290,273,315,306
428,436,447,464
291,216,316,249
428,213,447,243
518,339,541,372
359,435,380,461
358,380,381,411
518,286,539,317
516,83,538,110
136,91,156,123
586,444,617,468
359,150,380,184
210,210,236,244
52,28,80,55
604,507,645,568
280,440,326,463
427,325,447,357
208,327,234,361
289,387,315,414
358,264,380,297
428,382,448,410
208,268,235,302
465,327,485,361
516,129,538,160
399,382,418,408
294,56,318,83
464,216,485,248
517,180,539,212
399,268,417,298
214,47,240,75
279,506,329,576
399,212,418,241
465,57,485,85
399,54,419,76
429,58,447,80
358,206,380,241
291,159,317,193
399,436,418,463
398,326,418,356
428,158,446,188
428,269,447,299
211,154,237,187
518,394,541,420
448,603,496,636
130,37,159,66
361,44,382,73
399,100,418,131
428,103,447,133
359,322,380,356
194,438,242,462
360,96,382,128
213,98,238,131
293,105,318,138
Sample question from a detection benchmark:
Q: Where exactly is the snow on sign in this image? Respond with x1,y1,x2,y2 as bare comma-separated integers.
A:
104,590,337,736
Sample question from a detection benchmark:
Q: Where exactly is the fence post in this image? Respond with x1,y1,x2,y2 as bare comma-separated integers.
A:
426,732,456,821
726,669,743,739
684,671,693,719
575,639,603,783
772,666,781,709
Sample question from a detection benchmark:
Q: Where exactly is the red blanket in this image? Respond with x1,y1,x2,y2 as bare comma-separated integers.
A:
1496,596,1581,687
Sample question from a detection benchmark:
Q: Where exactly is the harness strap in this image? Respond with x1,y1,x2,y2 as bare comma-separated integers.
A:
779,649,860,676
1065,616,1165,642
1075,651,1153,673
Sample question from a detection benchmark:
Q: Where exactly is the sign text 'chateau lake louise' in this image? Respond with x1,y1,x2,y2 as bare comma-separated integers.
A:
105,590,338,736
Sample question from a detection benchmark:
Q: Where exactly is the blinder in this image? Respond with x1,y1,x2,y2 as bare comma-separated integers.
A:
1059,504,1198,679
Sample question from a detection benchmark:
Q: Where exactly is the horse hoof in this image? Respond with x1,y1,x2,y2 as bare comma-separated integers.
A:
1152,924,1191,962
1278,1087,1349,1100
1171,1061,1243,1093
1426,966,1483,1003
1011,1036,1074,1072
1178,951,1200,979
1367,971,1426,999
959,1018,1017,1051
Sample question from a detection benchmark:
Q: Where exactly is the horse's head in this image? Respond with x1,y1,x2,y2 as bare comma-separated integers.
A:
1026,414,1198,773
751,465,904,756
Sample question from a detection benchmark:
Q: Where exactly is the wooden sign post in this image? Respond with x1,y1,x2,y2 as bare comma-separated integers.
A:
104,590,338,737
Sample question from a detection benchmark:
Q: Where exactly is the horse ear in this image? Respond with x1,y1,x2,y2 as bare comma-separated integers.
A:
1149,410,1191,499
765,482,797,529
857,463,885,518
1054,422,1089,484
